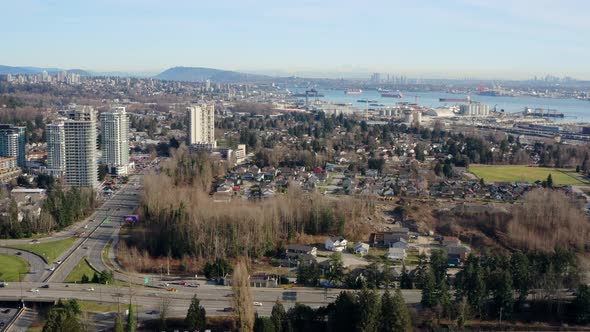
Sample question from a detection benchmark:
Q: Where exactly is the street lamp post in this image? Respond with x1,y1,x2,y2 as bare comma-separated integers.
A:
18,272,24,307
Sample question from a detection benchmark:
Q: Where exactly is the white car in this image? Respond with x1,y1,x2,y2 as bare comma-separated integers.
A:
55,260,62,265
29,289,39,293
48,266,55,271
85,287,95,291
253,302,262,307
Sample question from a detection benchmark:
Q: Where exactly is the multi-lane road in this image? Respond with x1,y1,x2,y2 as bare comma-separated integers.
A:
0,281,423,317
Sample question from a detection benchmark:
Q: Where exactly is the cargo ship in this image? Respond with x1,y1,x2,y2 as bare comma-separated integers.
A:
381,92,403,98
344,89,363,95
439,97,470,103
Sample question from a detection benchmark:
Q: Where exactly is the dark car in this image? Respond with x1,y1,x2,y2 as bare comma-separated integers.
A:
40,284,50,289
223,307,235,312
146,310,159,315
1,309,10,313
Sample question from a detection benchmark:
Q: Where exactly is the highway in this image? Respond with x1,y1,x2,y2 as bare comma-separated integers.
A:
0,281,423,317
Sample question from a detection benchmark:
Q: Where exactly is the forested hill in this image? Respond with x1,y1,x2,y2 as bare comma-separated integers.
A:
154,66,270,83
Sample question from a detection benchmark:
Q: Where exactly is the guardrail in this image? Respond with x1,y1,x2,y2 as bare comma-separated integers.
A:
44,214,107,282
3,306,25,332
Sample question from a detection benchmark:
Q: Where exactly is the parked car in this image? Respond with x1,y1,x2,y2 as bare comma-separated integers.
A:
253,302,262,307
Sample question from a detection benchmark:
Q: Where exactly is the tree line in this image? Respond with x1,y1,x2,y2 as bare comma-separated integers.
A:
0,184,96,239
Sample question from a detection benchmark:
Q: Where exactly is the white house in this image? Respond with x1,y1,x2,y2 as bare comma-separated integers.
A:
353,242,370,256
387,248,407,262
325,236,347,252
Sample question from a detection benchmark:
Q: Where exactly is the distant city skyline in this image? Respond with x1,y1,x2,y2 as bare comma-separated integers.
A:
2,0,590,79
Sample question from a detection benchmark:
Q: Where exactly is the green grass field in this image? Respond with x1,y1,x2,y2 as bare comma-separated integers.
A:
0,253,30,281
470,165,586,185
9,237,77,263
65,257,96,283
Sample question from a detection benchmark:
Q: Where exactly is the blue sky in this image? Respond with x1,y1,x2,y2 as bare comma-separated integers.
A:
2,0,589,79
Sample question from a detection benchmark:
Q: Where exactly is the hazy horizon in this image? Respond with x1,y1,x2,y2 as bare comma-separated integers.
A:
3,0,589,80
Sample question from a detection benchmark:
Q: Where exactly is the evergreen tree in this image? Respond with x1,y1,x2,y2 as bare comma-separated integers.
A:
421,267,438,308
464,255,486,317
400,264,413,289
547,173,553,188
271,300,287,332
326,252,345,285
438,279,452,320
380,290,396,332
126,303,135,332
330,291,356,331
493,270,514,319
355,288,380,332
254,316,275,332
573,285,590,324
430,250,448,285
510,252,530,303
392,289,413,332
185,295,206,331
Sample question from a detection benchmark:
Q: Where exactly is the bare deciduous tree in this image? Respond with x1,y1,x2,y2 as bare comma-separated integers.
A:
232,258,254,332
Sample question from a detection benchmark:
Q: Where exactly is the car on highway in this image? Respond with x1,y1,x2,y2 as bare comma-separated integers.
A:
186,283,199,288
29,288,39,293
15,252,21,255
48,266,55,271
166,288,177,292
146,310,159,315
55,260,62,265
253,302,262,307
40,284,50,289
223,307,235,312
159,283,170,287
85,287,95,291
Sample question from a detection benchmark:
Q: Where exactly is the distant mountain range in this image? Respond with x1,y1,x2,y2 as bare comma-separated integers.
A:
0,65,91,76
155,66,270,83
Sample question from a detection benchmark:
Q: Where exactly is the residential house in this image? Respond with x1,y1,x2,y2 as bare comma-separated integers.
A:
286,244,317,259
353,242,370,256
390,238,408,249
325,236,347,252
445,245,471,267
441,236,460,247
387,248,407,262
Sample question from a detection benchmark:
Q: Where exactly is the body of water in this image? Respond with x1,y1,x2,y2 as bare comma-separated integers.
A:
292,88,590,123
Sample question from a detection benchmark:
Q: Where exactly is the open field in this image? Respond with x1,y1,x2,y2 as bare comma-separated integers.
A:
469,165,587,186
0,253,30,281
65,257,96,283
8,237,77,263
